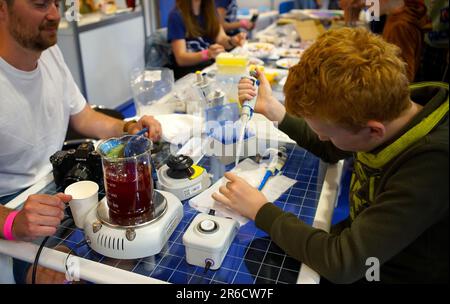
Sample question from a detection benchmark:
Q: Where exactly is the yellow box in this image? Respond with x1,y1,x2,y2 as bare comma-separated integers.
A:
216,53,248,75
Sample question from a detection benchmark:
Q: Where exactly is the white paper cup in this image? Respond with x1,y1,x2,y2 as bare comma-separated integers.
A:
64,181,99,229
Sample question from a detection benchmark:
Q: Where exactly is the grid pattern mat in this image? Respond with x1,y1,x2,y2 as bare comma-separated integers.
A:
34,144,324,284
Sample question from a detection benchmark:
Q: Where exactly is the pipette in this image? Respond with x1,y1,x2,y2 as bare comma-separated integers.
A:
235,70,259,167
257,147,288,191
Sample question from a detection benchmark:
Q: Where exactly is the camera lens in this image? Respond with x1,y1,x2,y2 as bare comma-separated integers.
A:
63,163,93,188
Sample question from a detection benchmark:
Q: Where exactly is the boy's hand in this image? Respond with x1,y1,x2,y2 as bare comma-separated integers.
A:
238,69,286,123
12,193,70,241
212,172,268,221
238,68,272,114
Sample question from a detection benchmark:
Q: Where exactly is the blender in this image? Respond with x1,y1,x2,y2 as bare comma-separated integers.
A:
83,135,183,259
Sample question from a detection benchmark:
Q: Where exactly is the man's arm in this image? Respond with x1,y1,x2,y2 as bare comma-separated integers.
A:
69,104,123,139
69,104,162,141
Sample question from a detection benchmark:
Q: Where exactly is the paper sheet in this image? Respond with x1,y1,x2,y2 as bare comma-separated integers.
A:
189,158,297,226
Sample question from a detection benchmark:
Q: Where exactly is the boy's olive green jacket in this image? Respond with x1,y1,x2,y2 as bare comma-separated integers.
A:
256,82,449,283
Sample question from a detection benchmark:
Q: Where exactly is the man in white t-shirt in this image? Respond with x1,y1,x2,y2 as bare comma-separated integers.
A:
0,0,163,283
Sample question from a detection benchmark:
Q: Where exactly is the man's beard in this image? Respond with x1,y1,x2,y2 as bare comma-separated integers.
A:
9,15,59,51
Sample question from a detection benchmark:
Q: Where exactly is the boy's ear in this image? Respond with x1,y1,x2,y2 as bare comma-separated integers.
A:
0,1,9,21
366,120,386,139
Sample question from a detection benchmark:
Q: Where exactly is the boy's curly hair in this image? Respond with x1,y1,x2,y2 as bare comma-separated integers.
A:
284,27,410,130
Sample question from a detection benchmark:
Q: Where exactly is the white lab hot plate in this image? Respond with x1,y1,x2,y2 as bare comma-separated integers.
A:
83,190,183,259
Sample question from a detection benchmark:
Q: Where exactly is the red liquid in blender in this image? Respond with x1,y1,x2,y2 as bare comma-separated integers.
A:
104,161,153,221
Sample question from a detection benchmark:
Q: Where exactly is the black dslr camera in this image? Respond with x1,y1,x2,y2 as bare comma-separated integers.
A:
50,142,103,189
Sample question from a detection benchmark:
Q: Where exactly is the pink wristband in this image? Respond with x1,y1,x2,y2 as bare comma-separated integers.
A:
240,19,250,29
3,211,19,241
201,49,209,61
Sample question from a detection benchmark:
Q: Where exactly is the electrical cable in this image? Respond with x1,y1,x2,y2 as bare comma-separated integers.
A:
31,236,49,284
204,260,213,274
31,216,71,284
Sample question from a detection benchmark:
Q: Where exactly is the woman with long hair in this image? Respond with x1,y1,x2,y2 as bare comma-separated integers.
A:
168,0,247,79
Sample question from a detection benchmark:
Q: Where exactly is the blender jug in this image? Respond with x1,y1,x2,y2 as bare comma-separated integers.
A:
97,135,154,222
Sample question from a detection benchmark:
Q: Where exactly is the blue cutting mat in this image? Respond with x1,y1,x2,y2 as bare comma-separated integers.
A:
36,144,323,284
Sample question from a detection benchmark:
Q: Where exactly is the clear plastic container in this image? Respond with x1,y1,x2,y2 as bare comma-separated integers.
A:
130,68,175,116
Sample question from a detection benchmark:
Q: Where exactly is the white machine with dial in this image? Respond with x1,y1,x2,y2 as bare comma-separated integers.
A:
183,213,239,270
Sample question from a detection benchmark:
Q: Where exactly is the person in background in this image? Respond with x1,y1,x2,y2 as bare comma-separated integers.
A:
301,0,342,9
338,0,364,25
0,0,162,283
215,28,448,283
320,0,341,9
417,0,449,82
381,0,427,82
316,0,332,9
215,0,254,36
168,0,247,80
296,0,319,9
339,0,427,82
339,0,387,34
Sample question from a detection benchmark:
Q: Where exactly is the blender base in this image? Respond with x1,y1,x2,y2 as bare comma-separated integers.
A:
83,190,183,259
